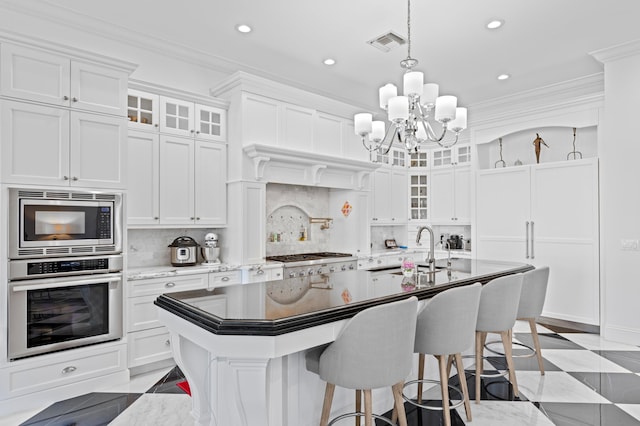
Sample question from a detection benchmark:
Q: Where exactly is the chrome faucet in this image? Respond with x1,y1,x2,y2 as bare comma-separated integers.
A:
416,225,436,273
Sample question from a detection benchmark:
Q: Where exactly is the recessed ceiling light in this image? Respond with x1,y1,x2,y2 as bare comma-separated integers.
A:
323,58,336,66
236,24,252,33
486,19,504,30
497,74,510,80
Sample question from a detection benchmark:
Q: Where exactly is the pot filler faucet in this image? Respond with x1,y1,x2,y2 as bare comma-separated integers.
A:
416,225,436,274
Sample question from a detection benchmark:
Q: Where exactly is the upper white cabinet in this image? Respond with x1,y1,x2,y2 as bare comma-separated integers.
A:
371,167,407,224
0,41,134,189
1,43,128,116
126,86,228,227
475,158,600,325
160,96,226,142
1,100,127,188
429,164,471,224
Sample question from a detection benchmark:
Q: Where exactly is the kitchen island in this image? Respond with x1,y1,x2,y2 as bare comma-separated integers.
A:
155,259,532,426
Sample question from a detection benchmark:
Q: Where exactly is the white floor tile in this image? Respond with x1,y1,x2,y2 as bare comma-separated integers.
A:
97,367,174,394
617,404,640,421
108,394,194,426
541,349,631,372
455,400,555,426
0,407,43,425
517,371,610,403
560,333,640,351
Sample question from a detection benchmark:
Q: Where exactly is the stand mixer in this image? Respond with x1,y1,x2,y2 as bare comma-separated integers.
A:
200,233,221,264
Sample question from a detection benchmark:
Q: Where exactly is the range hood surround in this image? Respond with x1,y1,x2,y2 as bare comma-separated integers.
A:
244,144,379,190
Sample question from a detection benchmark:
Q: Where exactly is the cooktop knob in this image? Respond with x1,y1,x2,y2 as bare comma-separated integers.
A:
317,268,323,274
341,264,347,271
307,269,314,275
288,272,296,278
298,271,305,277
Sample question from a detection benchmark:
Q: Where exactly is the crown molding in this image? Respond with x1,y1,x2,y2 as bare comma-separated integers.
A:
129,79,229,109
590,39,640,63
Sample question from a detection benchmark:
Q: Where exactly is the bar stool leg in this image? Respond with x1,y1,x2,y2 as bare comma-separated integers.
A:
355,390,362,426
320,383,335,426
363,389,373,426
437,355,452,426
500,331,519,397
392,381,409,426
475,331,486,404
417,353,425,403
528,318,545,375
454,353,472,421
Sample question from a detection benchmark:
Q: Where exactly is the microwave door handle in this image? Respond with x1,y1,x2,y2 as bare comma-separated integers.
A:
11,273,122,292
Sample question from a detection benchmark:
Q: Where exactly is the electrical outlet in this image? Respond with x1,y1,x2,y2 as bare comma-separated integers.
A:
621,239,640,251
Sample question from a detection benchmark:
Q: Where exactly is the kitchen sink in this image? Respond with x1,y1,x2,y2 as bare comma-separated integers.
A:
367,258,471,274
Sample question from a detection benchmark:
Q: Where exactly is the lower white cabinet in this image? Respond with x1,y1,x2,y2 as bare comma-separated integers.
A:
0,342,126,399
126,271,240,368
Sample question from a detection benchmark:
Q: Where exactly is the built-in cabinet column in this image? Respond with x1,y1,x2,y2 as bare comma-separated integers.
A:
476,158,600,325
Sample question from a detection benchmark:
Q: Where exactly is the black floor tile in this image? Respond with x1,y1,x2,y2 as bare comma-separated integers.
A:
486,353,561,373
594,351,640,373
146,366,187,394
19,392,142,426
569,372,640,404
537,402,640,426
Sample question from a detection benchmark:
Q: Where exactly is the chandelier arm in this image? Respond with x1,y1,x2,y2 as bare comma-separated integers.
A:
434,131,459,148
378,124,401,155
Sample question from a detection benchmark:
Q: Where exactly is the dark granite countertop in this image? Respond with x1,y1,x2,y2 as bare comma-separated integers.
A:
154,258,533,336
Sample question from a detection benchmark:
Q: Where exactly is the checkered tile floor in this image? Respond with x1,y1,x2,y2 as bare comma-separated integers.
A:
8,321,640,425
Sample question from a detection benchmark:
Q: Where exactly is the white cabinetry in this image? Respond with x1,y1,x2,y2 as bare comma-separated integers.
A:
126,86,228,227
371,167,407,224
126,271,240,368
475,158,599,325
160,96,226,142
0,42,132,189
1,43,128,116
429,164,471,223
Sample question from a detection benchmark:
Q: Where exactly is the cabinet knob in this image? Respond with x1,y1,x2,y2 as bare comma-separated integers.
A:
165,340,171,346
63,95,69,101
196,217,200,220
165,282,176,288
72,97,78,102
196,130,200,134
221,276,230,281
190,129,195,134
63,176,69,180
154,217,159,220
72,176,78,181
190,217,195,220
154,124,159,128
61,366,77,374
257,269,265,275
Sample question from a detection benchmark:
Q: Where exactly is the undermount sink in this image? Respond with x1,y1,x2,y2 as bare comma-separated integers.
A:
368,257,471,275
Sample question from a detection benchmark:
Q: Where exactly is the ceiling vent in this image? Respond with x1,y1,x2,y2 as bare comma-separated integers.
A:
367,31,406,52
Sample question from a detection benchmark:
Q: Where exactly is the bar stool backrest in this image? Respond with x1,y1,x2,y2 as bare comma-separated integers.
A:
517,267,550,319
476,274,523,332
318,296,418,390
414,283,482,356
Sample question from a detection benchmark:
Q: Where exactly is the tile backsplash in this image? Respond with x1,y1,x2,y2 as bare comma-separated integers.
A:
127,228,227,268
266,183,331,256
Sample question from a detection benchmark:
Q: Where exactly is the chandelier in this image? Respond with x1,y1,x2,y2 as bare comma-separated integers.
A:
354,0,467,154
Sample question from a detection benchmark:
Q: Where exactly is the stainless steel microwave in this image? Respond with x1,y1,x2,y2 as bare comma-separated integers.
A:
9,188,123,259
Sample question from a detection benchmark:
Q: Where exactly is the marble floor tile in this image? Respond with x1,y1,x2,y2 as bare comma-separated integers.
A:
560,333,640,351
97,367,176,394
107,394,194,426
618,404,640,421
541,349,631,373
513,320,554,334
568,372,640,404
515,333,586,350
517,371,610,403
455,400,555,426
537,402,640,426
594,351,640,373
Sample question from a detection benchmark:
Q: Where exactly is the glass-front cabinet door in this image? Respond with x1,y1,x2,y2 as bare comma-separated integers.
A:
409,151,429,168
127,89,159,130
160,96,194,136
195,104,226,142
409,173,428,220
432,147,453,167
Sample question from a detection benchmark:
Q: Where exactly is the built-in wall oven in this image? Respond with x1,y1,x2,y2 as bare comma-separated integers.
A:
9,188,122,259
8,255,123,360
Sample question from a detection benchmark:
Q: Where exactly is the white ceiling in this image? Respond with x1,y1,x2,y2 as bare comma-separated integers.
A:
10,0,640,109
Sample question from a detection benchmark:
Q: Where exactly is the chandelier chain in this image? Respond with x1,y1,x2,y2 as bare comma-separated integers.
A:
407,0,411,59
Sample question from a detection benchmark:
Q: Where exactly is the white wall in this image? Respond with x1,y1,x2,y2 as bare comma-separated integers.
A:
593,42,640,344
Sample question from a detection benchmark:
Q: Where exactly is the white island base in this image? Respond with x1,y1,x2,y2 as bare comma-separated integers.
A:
160,310,403,426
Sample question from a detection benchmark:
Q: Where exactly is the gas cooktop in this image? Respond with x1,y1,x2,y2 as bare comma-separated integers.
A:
266,252,354,262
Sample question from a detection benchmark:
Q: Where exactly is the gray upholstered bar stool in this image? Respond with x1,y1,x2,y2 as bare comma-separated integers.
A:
305,296,418,426
474,274,523,404
395,283,482,426
485,266,550,375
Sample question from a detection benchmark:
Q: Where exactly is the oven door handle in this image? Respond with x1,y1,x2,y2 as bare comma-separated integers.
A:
11,273,122,292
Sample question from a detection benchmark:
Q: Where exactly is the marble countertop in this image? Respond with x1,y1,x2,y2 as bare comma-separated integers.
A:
127,263,242,280
155,259,532,336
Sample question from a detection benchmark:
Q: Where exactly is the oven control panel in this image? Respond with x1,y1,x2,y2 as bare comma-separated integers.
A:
285,260,357,278
9,255,123,280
